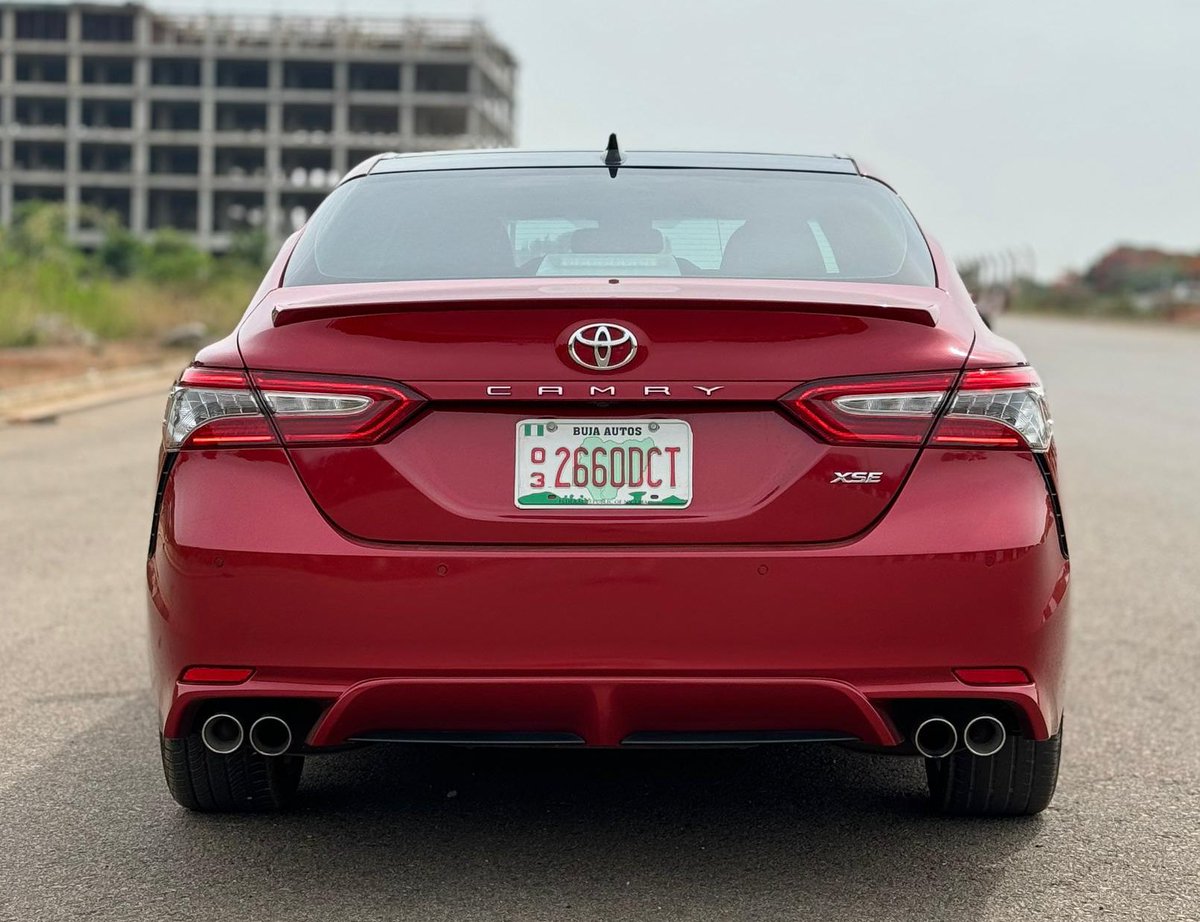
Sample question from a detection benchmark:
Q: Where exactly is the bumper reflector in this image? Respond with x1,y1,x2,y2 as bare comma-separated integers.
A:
953,667,1031,686
180,666,255,684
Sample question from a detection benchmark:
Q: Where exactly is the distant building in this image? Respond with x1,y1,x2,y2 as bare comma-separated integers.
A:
0,2,517,249
1084,246,1200,295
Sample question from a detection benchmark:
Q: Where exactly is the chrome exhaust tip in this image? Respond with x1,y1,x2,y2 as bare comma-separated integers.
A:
200,713,244,755
963,715,1007,757
913,716,958,759
248,715,293,757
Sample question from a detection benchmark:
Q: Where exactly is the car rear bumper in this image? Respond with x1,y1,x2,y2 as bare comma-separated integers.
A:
148,447,1071,746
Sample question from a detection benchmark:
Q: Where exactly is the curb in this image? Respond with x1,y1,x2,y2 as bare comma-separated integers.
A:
0,360,182,424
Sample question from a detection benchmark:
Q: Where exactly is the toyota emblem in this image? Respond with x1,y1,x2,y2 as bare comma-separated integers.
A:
567,323,638,371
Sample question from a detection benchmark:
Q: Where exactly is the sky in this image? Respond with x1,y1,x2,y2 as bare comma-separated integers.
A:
69,0,1200,277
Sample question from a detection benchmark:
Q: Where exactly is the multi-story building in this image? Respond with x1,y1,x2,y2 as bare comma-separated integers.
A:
0,2,516,249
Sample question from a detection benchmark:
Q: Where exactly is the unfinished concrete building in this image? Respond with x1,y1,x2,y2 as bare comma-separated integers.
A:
0,2,517,249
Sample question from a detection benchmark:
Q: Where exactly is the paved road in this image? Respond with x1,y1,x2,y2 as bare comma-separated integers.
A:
1,316,1197,922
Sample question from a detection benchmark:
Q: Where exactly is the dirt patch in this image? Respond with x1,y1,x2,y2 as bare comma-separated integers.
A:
0,342,189,391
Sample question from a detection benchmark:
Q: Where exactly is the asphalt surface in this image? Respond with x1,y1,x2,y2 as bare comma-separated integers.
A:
0,315,1197,921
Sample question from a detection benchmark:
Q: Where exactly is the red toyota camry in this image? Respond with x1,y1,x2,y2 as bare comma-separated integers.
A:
148,143,1069,815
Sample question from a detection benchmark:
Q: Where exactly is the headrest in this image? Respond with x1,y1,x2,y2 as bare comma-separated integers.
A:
719,219,833,278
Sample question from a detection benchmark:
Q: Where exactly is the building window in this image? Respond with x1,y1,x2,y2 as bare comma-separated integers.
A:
215,147,266,178
82,57,136,85
216,103,268,133
81,188,132,227
151,58,202,87
80,143,133,173
81,12,136,43
349,63,400,92
415,64,470,93
284,60,334,90
14,185,66,205
217,59,269,88
15,97,68,127
15,10,68,41
281,148,333,188
147,190,199,231
213,191,266,233
415,106,469,136
15,55,68,83
14,141,67,172
151,101,201,131
150,146,201,175
348,105,399,135
81,99,134,130
282,104,333,134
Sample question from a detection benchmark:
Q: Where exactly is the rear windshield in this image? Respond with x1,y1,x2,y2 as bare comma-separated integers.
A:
283,167,936,287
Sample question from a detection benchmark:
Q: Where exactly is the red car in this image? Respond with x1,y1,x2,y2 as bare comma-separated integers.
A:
148,143,1069,815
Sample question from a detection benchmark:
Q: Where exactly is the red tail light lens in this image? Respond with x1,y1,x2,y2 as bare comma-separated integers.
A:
165,367,276,449
251,372,423,445
783,366,1052,452
783,372,957,446
165,367,424,449
932,367,1052,450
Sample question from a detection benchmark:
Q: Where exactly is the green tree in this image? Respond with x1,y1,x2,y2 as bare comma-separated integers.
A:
139,230,213,284
226,229,269,269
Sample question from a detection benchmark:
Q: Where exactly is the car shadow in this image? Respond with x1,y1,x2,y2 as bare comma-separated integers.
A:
3,698,1047,921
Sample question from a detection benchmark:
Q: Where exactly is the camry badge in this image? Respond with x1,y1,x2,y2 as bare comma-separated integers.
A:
567,323,638,371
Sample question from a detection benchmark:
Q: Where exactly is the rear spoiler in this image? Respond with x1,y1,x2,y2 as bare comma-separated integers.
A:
270,283,941,328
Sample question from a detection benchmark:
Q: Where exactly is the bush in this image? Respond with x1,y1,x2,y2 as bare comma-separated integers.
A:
94,226,144,278
1010,280,1139,318
139,230,213,284
0,202,262,348
226,229,269,269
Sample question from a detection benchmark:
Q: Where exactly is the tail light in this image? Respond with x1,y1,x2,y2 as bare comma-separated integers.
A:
250,372,421,445
164,366,423,449
783,366,1052,452
932,367,1053,450
164,368,274,448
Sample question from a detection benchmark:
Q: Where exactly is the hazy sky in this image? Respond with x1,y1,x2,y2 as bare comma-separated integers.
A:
88,1,1200,276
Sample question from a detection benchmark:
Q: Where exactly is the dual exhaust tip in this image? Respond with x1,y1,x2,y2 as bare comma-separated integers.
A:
913,714,1006,759
200,713,292,757
203,710,1005,761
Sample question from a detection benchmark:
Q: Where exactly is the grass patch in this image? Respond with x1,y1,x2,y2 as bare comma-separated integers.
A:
0,203,262,347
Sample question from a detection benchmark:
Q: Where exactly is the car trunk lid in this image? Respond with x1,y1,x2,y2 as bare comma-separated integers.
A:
237,278,972,545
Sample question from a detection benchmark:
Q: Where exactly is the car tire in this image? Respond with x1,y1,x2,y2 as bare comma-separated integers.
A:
160,733,304,812
925,721,1062,816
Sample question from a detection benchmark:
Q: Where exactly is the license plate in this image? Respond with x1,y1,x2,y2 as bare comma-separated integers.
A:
515,419,693,509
